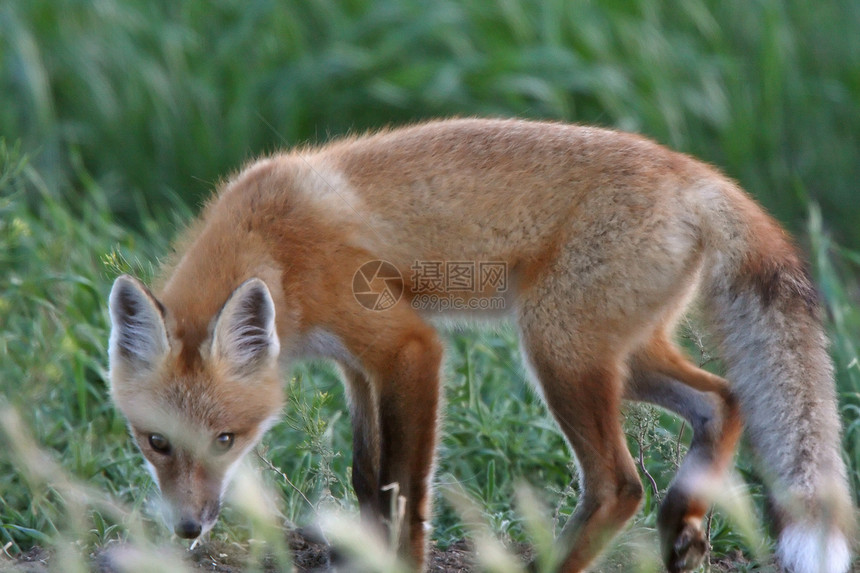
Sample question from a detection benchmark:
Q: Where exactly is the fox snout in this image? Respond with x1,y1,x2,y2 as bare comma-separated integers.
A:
143,449,230,541
154,462,225,540
170,499,222,540
174,518,202,540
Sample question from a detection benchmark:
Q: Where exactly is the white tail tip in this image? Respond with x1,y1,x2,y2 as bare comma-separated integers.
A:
777,523,851,573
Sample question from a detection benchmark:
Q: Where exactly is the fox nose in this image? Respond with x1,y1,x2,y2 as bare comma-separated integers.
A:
174,518,202,539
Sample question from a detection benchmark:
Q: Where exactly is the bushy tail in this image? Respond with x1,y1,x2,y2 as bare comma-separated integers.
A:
701,184,854,572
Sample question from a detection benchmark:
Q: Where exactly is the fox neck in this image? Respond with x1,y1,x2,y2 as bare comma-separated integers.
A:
157,238,295,371
153,156,364,365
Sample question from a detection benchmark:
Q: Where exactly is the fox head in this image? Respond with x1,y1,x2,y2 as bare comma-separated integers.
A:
107,275,284,539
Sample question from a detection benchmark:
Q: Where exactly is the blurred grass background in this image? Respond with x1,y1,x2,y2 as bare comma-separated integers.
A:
1,0,858,570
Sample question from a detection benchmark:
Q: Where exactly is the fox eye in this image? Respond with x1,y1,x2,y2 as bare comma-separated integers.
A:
212,432,234,454
148,433,171,455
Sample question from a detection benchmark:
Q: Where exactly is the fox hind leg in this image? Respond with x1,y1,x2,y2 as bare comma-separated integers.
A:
519,318,644,571
627,340,742,572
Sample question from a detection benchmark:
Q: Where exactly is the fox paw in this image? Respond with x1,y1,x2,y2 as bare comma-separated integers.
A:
665,520,707,573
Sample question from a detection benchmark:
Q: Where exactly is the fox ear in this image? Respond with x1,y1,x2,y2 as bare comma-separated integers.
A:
108,275,170,376
211,278,280,378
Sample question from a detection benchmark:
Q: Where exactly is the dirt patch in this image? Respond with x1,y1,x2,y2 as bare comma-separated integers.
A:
1,531,475,573
709,548,780,573
427,539,474,572
1,532,771,572
0,547,50,573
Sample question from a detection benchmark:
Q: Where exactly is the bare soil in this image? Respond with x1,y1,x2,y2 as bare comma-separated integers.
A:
0,530,474,573
0,530,762,572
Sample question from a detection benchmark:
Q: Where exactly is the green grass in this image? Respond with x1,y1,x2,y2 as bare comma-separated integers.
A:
3,0,859,243
0,0,858,571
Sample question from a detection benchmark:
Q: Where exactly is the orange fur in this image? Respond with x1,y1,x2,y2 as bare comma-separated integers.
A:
108,119,852,572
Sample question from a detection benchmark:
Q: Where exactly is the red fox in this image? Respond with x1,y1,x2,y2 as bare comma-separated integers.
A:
108,118,853,572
